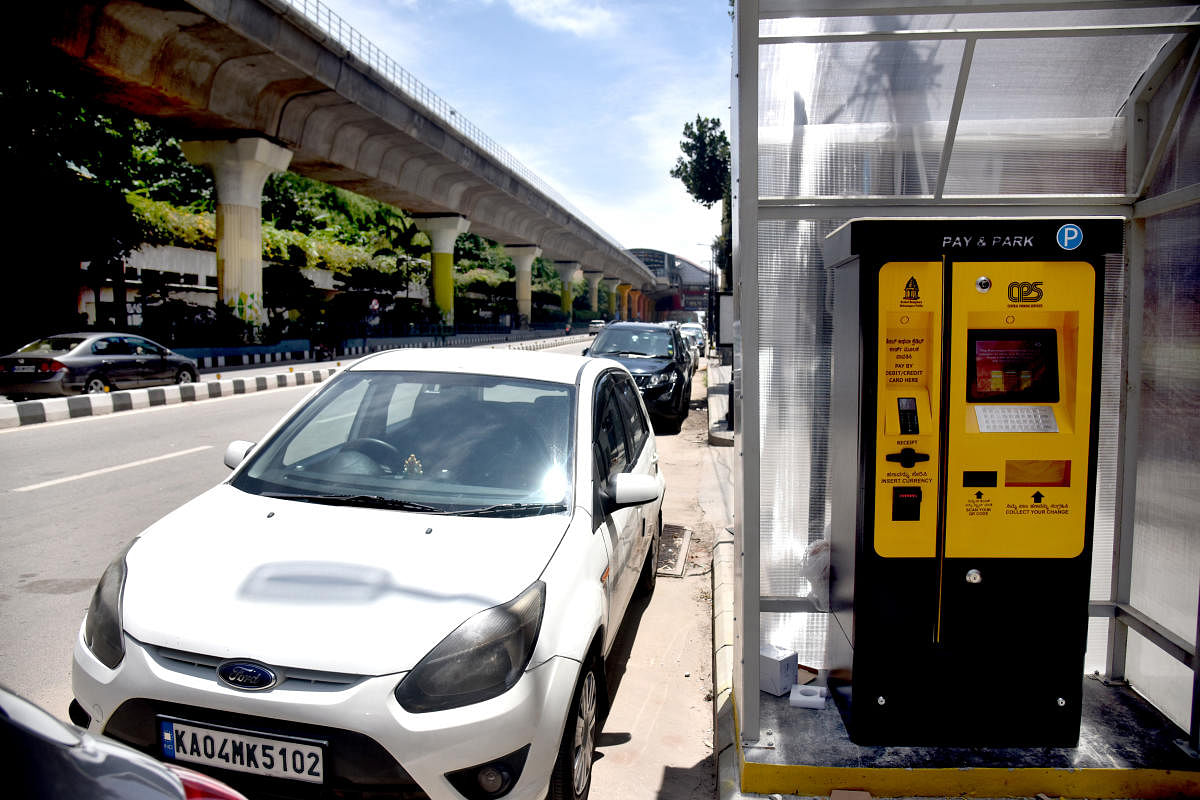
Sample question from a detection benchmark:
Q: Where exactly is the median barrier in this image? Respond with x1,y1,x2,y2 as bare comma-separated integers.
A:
0,368,341,430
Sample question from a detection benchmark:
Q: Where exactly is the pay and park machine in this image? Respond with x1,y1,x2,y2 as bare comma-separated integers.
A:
824,218,1123,746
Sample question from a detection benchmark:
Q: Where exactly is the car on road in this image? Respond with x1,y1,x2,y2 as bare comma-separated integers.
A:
587,319,606,335
72,347,665,800
0,332,199,399
680,323,706,359
3,684,247,800
584,322,691,432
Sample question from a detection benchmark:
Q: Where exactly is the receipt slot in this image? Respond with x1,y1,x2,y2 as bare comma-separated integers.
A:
824,218,1122,746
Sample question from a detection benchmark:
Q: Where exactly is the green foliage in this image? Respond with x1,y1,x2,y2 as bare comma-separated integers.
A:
128,194,216,248
670,115,730,209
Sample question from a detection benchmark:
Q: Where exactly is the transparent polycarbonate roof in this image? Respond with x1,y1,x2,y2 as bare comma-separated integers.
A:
754,1,1200,199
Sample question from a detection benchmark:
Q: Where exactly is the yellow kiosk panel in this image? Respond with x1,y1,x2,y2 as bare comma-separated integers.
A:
873,262,942,558
944,260,1096,559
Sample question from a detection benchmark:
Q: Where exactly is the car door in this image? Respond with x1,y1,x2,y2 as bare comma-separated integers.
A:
124,336,171,386
90,336,139,388
613,373,658,571
592,373,640,648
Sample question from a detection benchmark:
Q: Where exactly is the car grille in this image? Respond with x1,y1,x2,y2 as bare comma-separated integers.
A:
104,699,431,800
149,645,362,690
633,374,650,388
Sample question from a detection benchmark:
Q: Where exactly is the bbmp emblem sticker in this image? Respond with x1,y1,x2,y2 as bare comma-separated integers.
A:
904,277,919,301
1057,224,1083,250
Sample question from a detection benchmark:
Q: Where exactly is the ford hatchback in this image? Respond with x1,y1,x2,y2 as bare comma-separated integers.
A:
71,348,664,800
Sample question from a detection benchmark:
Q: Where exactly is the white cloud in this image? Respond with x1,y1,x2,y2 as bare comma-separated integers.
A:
504,0,619,37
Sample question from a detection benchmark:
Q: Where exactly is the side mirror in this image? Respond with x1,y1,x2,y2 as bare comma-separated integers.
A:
582,347,589,356
602,472,661,512
224,440,256,470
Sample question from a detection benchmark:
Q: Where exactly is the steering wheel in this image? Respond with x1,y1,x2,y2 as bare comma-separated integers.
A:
341,437,401,467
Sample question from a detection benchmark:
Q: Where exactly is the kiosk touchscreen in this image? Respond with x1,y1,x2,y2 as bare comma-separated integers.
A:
824,218,1122,746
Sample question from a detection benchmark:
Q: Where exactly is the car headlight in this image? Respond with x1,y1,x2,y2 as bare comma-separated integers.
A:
395,581,545,713
83,542,134,669
646,371,672,388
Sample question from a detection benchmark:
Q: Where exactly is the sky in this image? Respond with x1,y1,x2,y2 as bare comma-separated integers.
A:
315,0,732,271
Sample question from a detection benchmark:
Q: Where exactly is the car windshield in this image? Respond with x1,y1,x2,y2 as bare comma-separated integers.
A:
231,371,574,516
17,337,86,354
590,328,673,358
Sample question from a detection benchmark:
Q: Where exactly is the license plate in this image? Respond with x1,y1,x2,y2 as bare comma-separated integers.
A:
12,365,35,373
159,718,325,784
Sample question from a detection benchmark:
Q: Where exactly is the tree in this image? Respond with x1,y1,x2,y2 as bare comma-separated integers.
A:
670,115,729,208
672,115,733,292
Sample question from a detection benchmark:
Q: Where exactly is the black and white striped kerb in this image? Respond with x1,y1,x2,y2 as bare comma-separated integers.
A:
0,368,339,429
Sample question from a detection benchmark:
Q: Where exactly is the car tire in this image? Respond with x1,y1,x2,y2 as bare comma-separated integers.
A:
84,374,109,394
635,514,660,598
549,660,600,800
175,368,197,385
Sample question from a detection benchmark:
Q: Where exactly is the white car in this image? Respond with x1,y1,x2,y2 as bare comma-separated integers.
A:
679,323,706,358
72,348,665,800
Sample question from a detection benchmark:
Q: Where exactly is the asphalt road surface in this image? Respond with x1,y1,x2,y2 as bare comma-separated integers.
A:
0,339,719,799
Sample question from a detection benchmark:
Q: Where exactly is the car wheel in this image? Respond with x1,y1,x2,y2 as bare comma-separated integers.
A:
635,514,660,598
549,661,600,800
84,375,109,394
175,368,197,385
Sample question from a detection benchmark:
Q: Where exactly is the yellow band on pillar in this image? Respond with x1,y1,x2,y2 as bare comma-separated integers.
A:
432,251,455,324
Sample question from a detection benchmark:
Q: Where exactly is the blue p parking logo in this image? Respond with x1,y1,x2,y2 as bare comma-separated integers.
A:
1057,224,1083,251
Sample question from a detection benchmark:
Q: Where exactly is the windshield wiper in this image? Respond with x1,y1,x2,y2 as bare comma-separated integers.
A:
263,492,444,513
454,502,569,518
598,350,651,358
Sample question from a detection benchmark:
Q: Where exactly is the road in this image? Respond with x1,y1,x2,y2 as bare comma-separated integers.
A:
0,339,719,799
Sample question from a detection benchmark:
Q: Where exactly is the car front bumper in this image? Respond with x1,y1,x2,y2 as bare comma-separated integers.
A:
636,378,680,417
73,626,578,800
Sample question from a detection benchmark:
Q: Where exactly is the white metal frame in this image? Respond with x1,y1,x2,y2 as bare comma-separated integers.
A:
733,0,1200,751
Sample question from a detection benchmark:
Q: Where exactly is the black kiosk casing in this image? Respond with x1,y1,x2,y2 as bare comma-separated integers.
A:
823,218,1123,746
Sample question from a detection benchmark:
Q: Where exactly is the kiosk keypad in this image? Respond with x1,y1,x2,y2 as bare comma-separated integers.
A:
975,405,1059,433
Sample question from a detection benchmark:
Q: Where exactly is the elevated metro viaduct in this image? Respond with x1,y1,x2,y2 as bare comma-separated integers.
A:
36,0,665,327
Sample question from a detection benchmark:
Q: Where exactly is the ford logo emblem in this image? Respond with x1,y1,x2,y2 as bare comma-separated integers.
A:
216,660,278,691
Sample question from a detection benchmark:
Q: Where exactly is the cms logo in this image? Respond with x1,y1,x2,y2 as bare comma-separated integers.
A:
1008,281,1044,302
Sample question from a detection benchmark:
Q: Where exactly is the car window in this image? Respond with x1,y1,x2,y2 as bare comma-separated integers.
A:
234,371,574,513
124,337,161,356
282,379,370,465
92,337,130,356
18,337,86,354
591,328,672,358
614,375,649,459
594,381,629,482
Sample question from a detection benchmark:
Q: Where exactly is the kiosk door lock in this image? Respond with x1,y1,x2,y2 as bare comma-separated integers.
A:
886,448,930,469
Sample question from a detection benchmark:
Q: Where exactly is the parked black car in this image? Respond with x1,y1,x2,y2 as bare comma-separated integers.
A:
0,333,199,400
2,684,247,800
585,321,691,432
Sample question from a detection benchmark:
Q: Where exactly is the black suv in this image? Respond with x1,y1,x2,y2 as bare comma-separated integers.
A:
585,322,691,432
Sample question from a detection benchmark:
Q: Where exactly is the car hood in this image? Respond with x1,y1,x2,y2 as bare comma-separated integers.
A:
596,355,673,375
121,484,571,676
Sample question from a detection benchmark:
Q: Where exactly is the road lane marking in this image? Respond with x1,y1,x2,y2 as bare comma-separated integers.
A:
13,446,214,492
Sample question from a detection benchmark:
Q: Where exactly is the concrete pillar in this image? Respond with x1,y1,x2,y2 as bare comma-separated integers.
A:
413,215,471,326
507,245,541,329
631,290,643,321
617,283,632,321
181,138,293,325
603,278,620,317
584,270,604,312
554,261,581,316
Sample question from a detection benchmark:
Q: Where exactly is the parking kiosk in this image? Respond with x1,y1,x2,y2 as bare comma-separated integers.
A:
824,218,1123,746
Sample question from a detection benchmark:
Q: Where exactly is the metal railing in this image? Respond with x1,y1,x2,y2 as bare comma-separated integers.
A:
278,0,627,254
